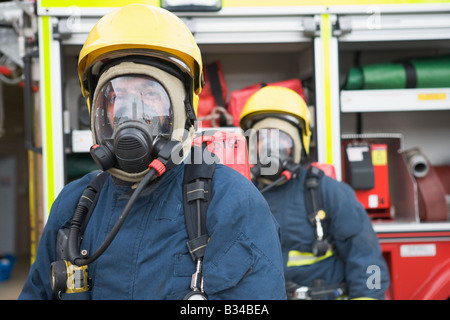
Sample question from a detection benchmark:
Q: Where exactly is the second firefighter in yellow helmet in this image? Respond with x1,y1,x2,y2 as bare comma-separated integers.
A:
239,85,390,300
239,85,312,186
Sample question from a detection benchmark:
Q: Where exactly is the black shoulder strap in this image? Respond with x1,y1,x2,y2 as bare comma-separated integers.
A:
183,146,217,261
304,166,329,233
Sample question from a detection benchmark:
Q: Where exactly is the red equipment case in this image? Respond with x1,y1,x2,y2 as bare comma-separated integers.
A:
192,129,251,180
227,78,306,127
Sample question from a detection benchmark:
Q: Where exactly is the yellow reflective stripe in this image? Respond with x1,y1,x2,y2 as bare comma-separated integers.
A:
41,16,55,214
287,250,333,267
321,14,333,165
39,0,160,8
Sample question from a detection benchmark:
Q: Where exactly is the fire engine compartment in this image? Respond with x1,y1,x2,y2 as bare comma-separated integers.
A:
60,9,450,224
1,1,450,299
59,6,450,300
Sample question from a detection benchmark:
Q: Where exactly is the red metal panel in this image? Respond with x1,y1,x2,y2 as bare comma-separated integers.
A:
378,232,450,300
193,130,252,180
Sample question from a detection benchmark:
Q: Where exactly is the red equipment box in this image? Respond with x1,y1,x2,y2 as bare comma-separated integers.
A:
193,129,251,180
227,78,306,127
343,143,392,219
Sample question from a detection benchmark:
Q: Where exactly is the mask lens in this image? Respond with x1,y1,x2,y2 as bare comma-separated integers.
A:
256,129,294,166
93,75,173,143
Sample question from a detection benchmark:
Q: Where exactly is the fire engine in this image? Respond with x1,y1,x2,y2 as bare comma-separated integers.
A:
1,0,449,299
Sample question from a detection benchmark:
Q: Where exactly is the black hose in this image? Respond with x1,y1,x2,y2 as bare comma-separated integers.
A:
259,163,301,193
259,175,287,193
67,138,181,267
67,187,97,262
69,168,157,266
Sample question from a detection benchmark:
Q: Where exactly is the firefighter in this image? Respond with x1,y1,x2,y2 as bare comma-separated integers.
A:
19,4,286,300
240,86,390,299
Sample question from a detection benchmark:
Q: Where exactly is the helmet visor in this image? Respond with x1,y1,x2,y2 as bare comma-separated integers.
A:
93,75,173,143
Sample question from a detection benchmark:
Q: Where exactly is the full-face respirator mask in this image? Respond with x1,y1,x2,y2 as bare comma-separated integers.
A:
90,75,172,174
248,117,303,189
89,62,194,183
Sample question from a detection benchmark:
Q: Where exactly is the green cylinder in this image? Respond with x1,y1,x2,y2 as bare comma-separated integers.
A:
411,56,450,88
344,55,450,90
345,67,364,90
362,63,406,89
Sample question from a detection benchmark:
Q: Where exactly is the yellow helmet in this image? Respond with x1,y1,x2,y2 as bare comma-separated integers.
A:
78,4,203,116
239,86,312,155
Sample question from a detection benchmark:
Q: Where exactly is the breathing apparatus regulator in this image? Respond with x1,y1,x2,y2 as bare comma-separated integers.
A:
50,4,208,297
239,86,311,192
239,86,329,257
51,136,212,299
50,136,183,293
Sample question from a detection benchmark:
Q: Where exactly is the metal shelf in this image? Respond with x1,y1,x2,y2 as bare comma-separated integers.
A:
338,12,450,43
340,88,450,113
59,14,314,46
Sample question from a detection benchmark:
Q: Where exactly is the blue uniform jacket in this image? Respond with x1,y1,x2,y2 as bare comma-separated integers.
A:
19,163,286,300
263,166,390,299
